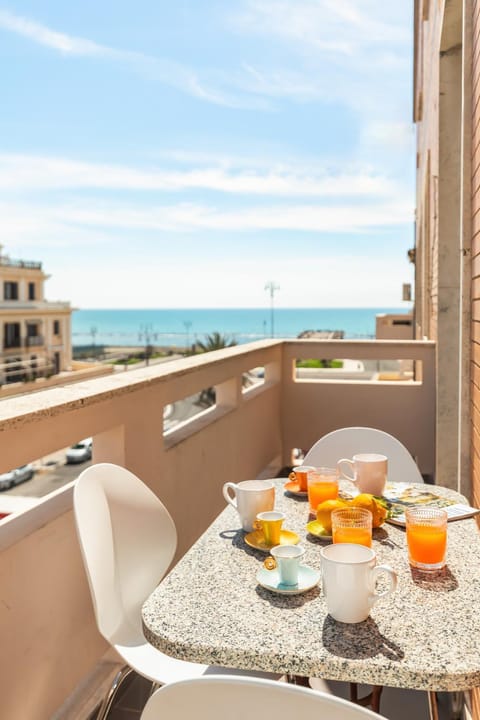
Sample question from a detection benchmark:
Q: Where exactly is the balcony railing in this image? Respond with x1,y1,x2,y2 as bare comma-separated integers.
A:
25,335,44,347
0,339,436,719
0,257,42,270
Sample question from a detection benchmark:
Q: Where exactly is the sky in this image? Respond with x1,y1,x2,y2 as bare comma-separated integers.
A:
0,1,415,309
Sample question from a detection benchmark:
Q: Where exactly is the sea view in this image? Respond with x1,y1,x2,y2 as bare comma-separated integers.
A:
72,307,411,348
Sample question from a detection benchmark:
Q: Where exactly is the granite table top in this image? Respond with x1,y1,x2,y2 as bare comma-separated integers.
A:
142,479,480,691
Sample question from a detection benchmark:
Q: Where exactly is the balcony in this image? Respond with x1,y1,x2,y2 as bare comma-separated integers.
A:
25,334,44,347
0,338,441,719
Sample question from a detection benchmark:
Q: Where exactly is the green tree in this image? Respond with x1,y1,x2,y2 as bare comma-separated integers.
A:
195,332,237,353
196,332,237,406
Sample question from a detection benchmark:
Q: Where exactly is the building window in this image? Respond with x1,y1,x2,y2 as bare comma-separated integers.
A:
28,282,35,300
4,282,18,300
53,320,60,335
4,323,21,349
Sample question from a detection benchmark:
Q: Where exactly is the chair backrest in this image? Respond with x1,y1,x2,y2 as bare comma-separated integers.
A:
73,463,177,642
303,427,424,485
140,676,385,720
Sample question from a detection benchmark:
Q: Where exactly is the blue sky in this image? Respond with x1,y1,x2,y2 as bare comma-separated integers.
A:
0,1,414,309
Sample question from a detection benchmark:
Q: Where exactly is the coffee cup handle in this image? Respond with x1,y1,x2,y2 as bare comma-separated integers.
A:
222,482,238,509
337,458,356,483
370,564,398,605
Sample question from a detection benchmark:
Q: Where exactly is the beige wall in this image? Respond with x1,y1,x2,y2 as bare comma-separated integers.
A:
0,339,435,719
414,0,473,493
415,1,480,715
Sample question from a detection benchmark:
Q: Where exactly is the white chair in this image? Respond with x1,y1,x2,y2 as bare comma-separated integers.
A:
140,676,387,720
303,426,424,484
73,463,279,720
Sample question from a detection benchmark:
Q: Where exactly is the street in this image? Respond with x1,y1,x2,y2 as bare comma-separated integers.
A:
4,449,92,498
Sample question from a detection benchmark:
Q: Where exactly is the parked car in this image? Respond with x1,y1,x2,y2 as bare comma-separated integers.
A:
0,464,35,491
66,438,93,465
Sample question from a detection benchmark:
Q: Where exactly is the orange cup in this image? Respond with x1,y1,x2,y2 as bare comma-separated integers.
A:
289,465,315,492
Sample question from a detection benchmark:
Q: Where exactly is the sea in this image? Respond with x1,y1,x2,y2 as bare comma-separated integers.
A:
71,307,411,348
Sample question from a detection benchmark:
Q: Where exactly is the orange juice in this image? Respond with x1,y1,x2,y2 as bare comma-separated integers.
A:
308,480,338,512
332,526,372,547
406,525,446,565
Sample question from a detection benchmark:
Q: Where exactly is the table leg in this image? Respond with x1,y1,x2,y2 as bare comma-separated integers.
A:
350,683,383,713
286,674,311,687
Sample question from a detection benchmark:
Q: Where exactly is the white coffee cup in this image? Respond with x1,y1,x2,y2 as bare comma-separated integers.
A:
223,480,275,532
320,543,397,623
269,544,305,586
337,453,388,496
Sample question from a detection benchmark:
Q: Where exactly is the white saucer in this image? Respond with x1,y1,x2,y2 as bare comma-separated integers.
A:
256,564,321,595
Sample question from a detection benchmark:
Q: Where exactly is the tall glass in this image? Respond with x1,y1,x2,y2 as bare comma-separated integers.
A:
307,467,338,513
405,507,447,571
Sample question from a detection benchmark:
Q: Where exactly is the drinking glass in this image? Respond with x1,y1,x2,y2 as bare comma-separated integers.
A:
307,467,338,513
405,507,447,571
331,507,372,547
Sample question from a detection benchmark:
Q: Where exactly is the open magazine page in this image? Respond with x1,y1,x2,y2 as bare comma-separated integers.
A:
382,482,480,526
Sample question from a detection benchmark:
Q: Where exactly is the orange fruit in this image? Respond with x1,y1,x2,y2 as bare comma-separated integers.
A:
348,493,388,528
315,498,349,533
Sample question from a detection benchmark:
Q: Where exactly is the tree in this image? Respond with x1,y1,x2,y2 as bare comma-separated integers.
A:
195,332,237,353
195,332,237,406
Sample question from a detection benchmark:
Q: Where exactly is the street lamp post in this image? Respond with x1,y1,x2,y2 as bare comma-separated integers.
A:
139,324,157,366
264,281,280,338
184,321,192,354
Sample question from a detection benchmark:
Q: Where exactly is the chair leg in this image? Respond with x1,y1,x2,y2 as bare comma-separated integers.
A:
148,681,161,699
96,665,134,720
350,683,383,713
427,691,439,720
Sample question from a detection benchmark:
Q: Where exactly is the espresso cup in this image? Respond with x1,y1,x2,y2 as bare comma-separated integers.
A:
254,511,285,546
266,544,305,586
289,465,315,492
223,480,275,532
337,453,388,496
320,543,397,623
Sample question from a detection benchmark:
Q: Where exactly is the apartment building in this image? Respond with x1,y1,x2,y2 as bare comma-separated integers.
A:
0,246,72,384
414,1,480,715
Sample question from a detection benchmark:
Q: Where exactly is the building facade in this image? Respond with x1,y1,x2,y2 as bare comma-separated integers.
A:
414,1,479,715
0,246,72,384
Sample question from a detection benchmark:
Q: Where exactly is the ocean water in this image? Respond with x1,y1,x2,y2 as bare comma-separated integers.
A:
72,307,410,348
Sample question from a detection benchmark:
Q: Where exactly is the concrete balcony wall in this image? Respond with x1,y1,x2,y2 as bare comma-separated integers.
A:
282,340,436,477
0,339,435,719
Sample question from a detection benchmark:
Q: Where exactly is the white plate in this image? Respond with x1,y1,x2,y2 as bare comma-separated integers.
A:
256,564,321,595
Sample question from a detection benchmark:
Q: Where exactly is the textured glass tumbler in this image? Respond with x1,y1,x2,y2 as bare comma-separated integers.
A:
331,507,373,547
405,507,447,571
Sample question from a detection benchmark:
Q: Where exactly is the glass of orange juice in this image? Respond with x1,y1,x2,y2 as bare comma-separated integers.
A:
405,507,447,571
331,507,372,547
307,467,338,513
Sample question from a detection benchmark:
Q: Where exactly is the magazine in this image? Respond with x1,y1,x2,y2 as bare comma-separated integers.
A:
382,482,480,527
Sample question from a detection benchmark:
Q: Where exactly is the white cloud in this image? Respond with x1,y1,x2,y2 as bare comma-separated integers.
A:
231,0,410,54
0,153,400,198
0,9,112,55
226,0,412,117
0,9,266,109
0,193,412,246
46,253,413,309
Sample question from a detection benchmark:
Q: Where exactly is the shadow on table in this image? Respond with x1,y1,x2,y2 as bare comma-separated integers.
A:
322,616,405,662
410,565,458,591
219,528,276,560
254,584,320,608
